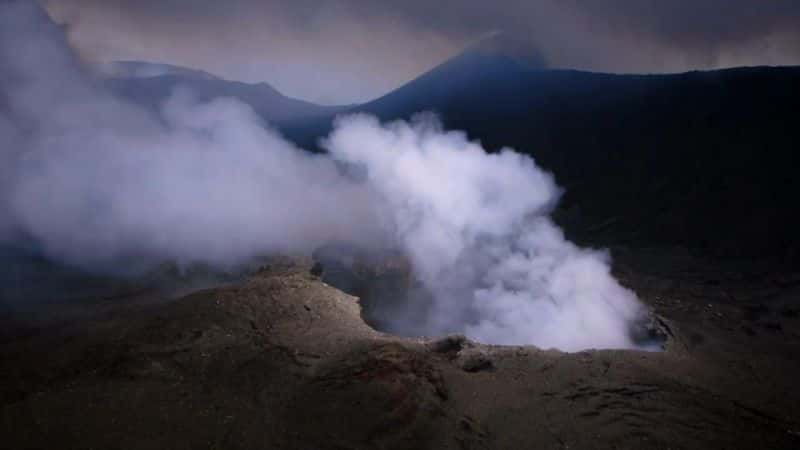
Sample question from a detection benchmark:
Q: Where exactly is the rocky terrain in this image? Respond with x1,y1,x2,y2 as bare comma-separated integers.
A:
2,249,800,449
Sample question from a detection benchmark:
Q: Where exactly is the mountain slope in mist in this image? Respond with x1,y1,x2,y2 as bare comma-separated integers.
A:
357,33,545,119
281,42,800,260
102,61,220,80
105,61,348,123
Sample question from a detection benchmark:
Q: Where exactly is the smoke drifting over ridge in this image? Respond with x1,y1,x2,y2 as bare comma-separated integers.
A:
1,1,647,351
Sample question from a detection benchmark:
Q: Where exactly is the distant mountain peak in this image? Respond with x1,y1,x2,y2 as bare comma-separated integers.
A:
349,32,546,120
461,32,547,70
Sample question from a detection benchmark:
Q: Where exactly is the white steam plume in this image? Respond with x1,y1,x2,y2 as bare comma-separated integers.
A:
1,0,647,350
0,0,387,270
325,117,646,350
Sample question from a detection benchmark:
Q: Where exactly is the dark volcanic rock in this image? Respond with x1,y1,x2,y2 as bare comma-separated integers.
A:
458,349,495,373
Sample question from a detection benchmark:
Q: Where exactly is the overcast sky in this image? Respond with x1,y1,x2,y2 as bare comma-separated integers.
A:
43,0,800,104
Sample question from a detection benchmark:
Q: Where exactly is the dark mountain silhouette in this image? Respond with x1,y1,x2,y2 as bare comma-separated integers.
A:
105,61,348,123
280,41,800,260
354,32,545,118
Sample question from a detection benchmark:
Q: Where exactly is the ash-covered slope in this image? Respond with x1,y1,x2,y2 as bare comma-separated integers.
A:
104,61,348,123
281,38,800,260
3,257,800,449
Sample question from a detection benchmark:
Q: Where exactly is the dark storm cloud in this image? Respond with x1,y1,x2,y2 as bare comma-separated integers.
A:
43,0,800,103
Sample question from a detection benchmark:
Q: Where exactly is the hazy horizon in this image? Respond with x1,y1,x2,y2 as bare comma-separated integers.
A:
43,0,800,104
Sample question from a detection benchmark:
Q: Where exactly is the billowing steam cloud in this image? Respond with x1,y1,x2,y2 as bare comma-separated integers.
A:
0,0,387,270
1,0,647,351
325,118,645,349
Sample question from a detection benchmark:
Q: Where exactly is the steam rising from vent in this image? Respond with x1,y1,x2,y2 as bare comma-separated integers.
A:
324,117,646,350
0,0,647,351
